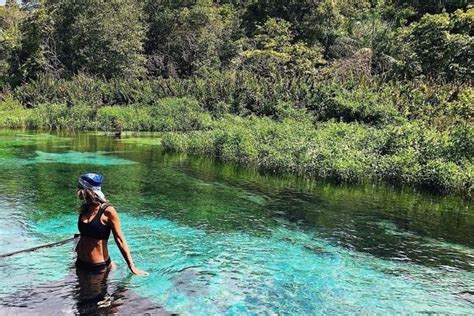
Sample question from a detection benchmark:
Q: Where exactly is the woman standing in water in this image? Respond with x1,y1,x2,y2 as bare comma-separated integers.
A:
75,173,147,275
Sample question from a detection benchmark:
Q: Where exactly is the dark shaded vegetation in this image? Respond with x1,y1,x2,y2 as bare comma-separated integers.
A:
0,0,472,197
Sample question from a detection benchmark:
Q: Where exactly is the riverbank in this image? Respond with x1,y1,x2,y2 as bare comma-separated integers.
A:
0,92,471,198
162,115,472,198
1,1,472,198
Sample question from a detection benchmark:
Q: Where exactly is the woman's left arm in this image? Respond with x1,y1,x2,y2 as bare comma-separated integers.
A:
107,206,148,276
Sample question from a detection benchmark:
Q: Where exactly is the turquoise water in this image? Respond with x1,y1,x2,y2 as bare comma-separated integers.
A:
0,130,472,314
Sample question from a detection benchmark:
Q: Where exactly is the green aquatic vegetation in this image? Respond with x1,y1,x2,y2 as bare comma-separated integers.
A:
0,132,72,164
179,152,473,248
120,137,162,146
163,116,472,197
2,86,470,198
0,148,15,160
0,134,61,143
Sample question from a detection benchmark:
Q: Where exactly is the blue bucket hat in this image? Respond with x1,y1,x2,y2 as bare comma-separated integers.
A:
78,173,107,202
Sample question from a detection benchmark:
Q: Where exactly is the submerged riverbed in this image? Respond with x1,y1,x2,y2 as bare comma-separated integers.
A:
0,130,472,314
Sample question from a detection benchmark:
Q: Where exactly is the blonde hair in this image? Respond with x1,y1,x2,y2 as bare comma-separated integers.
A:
77,188,102,214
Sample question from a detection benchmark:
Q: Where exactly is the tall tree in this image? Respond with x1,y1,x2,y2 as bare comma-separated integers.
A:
391,0,470,21
5,1,53,85
237,18,325,78
145,2,241,77
0,1,24,85
7,0,146,82
394,8,473,82
63,0,146,78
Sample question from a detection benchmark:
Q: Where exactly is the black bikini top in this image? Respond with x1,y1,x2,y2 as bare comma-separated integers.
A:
78,203,111,240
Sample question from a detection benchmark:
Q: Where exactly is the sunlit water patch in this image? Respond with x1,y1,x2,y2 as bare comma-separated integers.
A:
1,212,473,314
106,216,474,314
31,151,137,165
0,150,137,167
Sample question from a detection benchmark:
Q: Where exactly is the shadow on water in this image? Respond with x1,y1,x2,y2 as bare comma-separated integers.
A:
175,157,474,271
1,265,169,315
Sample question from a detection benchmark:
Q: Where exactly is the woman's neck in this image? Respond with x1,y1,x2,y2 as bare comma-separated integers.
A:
82,203,101,214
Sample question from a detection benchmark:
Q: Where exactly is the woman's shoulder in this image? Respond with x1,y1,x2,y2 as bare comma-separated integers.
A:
102,203,117,215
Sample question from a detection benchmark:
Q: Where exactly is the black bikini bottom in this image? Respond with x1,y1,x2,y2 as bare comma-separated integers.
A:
76,257,111,272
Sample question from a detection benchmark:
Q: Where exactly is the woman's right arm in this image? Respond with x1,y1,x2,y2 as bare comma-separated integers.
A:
107,206,148,276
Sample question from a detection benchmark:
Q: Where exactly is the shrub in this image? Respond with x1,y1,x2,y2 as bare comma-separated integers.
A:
96,106,152,131
0,96,31,128
163,116,472,197
308,81,401,125
14,74,105,107
149,97,213,132
0,96,213,132
24,103,95,130
422,159,471,195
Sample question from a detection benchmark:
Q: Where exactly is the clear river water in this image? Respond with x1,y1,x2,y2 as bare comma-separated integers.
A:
0,130,472,315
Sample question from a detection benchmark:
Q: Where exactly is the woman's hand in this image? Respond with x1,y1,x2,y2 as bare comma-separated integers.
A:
130,265,148,276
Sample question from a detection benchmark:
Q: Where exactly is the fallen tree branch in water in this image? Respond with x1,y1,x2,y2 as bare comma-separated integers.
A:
0,234,80,259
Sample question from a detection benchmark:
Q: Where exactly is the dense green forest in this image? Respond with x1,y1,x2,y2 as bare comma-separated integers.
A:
0,0,472,197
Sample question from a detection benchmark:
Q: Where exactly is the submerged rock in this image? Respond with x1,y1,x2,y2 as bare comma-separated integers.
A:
458,291,474,305
0,274,169,315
